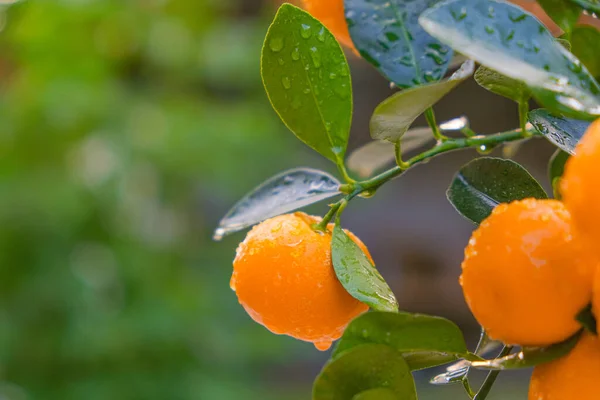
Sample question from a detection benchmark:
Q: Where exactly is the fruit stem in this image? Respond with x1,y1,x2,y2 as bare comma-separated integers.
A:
350,127,535,195
425,107,447,142
473,346,513,400
314,202,342,232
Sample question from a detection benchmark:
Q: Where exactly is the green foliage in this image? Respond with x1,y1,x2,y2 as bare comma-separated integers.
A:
548,149,570,199
571,26,600,78
474,66,531,104
313,344,417,400
214,168,341,240
536,0,581,34
370,60,474,142
261,4,352,165
344,0,453,87
419,0,600,120
528,108,590,153
447,158,548,224
566,0,600,13
333,312,470,371
331,225,398,312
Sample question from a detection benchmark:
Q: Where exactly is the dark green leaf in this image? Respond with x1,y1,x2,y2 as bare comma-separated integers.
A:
470,331,582,370
352,388,399,400
566,0,600,13
447,157,548,224
213,168,340,240
536,0,581,34
571,26,600,78
548,149,570,199
332,225,398,312
333,312,469,371
371,60,474,142
313,344,417,400
419,0,600,120
576,304,598,335
528,108,590,154
262,4,352,164
556,38,572,51
345,0,453,87
474,66,531,103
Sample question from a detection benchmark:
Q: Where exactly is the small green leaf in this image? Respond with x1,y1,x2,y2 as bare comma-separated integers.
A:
333,312,469,371
528,108,590,154
447,157,548,224
331,225,398,312
313,344,417,400
371,60,474,142
213,168,340,240
571,26,600,78
474,66,531,103
576,304,598,335
262,4,352,164
548,149,570,199
556,37,572,51
352,388,399,400
419,0,600,120
536,0,581,34
470,331,582,370
345,0,453,87
566,0,600,13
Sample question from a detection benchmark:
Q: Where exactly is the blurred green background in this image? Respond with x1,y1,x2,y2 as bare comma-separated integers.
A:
0,0,548,399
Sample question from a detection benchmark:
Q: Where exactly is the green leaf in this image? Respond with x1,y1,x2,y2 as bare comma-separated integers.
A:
331,225,398,312
566,0,600,13
261,4,352,164
474,66,531,103
352,388,399,400
213,168,340,240
333,312,469,371
576,304,598,335
571,26,600,78
548,149,570,199
536,0,581,34
470,331,582,370
313,344,417,400
447,157,548,224
528,108,590,154
419,0,600,120
345,0,453,87
371,60,474,142
347,117,468,178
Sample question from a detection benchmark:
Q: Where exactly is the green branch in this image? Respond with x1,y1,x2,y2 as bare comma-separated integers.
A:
474,346,513,400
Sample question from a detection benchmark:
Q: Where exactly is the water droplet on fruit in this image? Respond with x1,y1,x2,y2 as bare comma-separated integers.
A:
314,340,332,351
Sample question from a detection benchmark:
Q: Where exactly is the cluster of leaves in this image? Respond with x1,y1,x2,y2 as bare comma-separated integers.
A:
216,0,600,398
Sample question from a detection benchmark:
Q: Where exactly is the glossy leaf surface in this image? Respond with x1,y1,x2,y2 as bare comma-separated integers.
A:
213,168,340,240
262,4,352,163
528,108,590,154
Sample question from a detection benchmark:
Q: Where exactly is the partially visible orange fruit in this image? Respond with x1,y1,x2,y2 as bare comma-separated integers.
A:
302,0,356,52
231,212,370,351
460,199,597,346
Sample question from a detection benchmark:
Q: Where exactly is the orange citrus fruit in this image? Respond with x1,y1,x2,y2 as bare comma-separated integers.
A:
592,267,600,334
529,332,600,400
302,0,356,52
562,119,600,250
231,212,370,351
460,199,597,346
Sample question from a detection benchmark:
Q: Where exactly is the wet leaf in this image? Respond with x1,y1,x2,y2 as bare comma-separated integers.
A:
528,108,590,154
470,331,582,370
548,149,570,199
333,312,469,371
371,60,474,142
571,26,600,78
313,344,417,400
331,225,398,312
352,388,399,400
262,4,352,164
566,0,600,13
474,66,531,103
536,0,581,34
419,0,600,120
348,117,469,178
213,168,340,240
447,157,548,224
345,0,453,87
